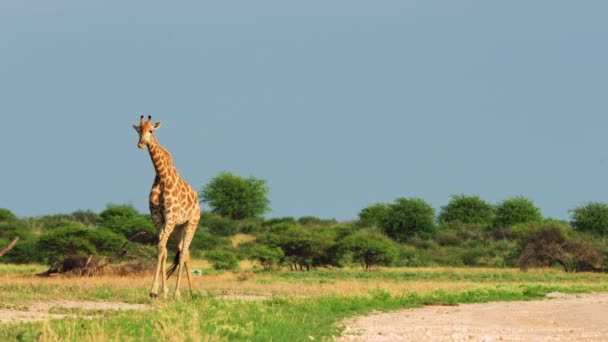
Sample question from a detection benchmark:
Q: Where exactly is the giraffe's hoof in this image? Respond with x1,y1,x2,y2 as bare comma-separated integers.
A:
150,292,158,299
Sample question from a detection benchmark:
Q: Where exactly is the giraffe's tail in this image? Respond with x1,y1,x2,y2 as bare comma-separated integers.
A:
166,251,180,279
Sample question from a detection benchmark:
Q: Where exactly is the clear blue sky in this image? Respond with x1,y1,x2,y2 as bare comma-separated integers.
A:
1,1,607,221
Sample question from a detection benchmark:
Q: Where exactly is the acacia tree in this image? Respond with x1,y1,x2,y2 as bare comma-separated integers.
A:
341,230,397,271
493,196,542,228
358,203,390,228
438,194,494,226
570,202,608,238
379,198,435,241
199,171,270,220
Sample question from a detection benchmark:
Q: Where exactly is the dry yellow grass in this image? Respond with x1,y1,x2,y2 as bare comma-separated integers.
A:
3,263,607,305
230,233,256,247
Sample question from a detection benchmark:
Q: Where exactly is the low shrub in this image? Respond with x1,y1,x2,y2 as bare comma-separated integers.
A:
36,223,126,264
205,250,239,271
517,221,603,272
202,214,239,236
251,245,284,270
188,230,231,258
297,216,337,227
264,217,297,229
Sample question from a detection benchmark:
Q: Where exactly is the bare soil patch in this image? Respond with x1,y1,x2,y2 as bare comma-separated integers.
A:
0,300,149,324
338,292,608,341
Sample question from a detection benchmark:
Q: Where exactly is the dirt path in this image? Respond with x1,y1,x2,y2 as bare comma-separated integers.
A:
338,292,608,341
0,300,149,324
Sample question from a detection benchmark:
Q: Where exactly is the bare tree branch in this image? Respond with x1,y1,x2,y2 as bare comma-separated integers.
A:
0,236,19,257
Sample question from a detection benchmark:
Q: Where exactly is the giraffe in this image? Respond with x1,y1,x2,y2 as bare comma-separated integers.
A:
133,115,201,299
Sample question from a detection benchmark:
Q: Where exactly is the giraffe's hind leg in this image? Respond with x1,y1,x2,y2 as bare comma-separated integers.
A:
174,218,198,299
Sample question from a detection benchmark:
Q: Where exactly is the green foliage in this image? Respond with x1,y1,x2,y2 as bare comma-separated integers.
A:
28,214,79,231
357,203,389,228
199,171,270,220
188,230,231,258
36,223,126,264
264,217,297,232
0,209,35,263
205,250,239,270
265,226,347,270
1,271,600,342
2,238,39,264
379,198,435,242
340,231,397,271
570,202,608,237
265,217,296,226
297,216,337,227
0,208,17,222
234,240,258,260
98,204,155,241
201,213,239,236
252,245,284,270
493,196,542,228
71,209,100,226
237,217,265,234
398,244,433,267
0,210,31,241
438,195,494,226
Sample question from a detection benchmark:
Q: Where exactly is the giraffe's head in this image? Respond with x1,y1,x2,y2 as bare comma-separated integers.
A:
133,115,161,149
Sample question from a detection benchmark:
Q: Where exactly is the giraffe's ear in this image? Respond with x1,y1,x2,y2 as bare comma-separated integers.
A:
133,125,140,132
153,122,161,130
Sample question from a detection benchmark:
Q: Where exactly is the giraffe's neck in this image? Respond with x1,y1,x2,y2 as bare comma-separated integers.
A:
146,135,177,180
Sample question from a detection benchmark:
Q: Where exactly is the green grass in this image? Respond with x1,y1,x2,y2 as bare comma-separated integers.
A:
266,268,608,283
2,265,608,341
2,284,608,341
0,264,47,276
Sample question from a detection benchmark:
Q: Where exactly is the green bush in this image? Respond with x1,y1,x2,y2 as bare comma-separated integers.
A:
0,209,36,263
202,213,239,236
297,216,338,227
435,230,462,247
493,196,542,228
234,241,258,260
205,250,239,271
398,245,432,267
264,217,297,229
98,204,155,241
438,195,494,226
0,212,31,241
438,248,466,267
2,238,39,264
271,226,346,270
340,230,397,271
23,214,83,233
237,218,265,234
251,245,284,270
72,209,100,226
570,202,608,237
189,230,231,258
380,198,435,242
357,203,390,228
0,208,17,222
36,223,126,264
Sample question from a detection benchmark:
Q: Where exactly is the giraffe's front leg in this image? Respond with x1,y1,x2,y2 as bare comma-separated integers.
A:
150,228,172,299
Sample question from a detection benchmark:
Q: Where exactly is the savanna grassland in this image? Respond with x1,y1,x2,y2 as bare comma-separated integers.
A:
2,262,608,341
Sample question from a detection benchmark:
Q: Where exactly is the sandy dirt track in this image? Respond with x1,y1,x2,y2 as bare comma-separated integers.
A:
0,300,149,324
338,292,608,342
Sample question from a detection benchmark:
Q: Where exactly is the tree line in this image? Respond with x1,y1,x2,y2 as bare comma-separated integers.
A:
2,171,608,273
